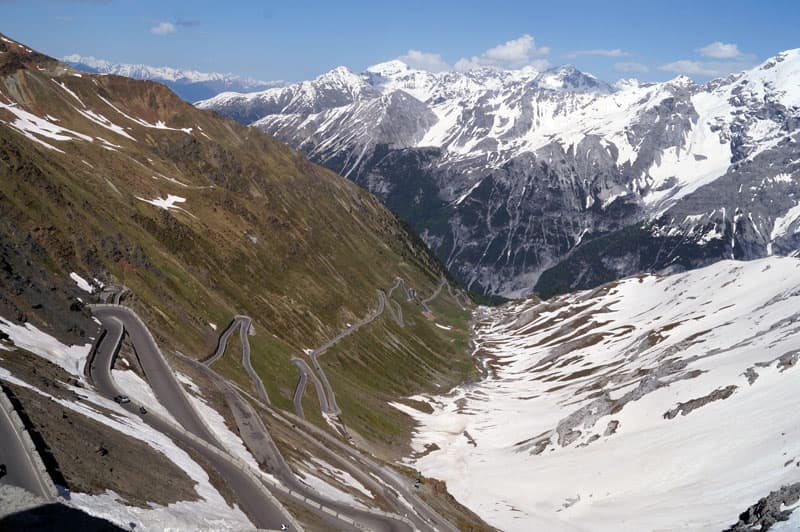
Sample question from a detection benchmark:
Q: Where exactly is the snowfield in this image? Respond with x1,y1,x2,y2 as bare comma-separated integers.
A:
393,257,800,531
0,317,91,377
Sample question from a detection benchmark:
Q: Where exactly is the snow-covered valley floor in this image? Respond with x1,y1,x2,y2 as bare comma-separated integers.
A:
393,257,800,531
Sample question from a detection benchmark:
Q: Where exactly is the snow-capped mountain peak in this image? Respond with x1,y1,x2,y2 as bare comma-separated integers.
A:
199,49,800,297
62,54,284,101
534,64,613,93
365,59,411,77
312,65,370,94
666,73,695,88
62,54,113,71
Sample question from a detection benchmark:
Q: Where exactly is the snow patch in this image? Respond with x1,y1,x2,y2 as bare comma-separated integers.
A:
136,194,192,216
0,317,91,377
70,272,94,293
0,368,253,531
112,369,177,423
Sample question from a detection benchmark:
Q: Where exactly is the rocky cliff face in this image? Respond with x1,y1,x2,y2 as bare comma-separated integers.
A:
198,51,800,297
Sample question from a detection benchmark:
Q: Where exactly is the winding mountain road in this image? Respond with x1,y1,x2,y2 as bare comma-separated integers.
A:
85,276,462,531
290,357,329,417
292,277,454,419
302,288,389,416
91,306,218,444
88,306,296,531
203,315,270,404
180,332,418,531
421,278,447,311
241,386,460,532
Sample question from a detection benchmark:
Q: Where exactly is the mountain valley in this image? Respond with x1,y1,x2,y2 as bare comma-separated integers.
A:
1,15,799,532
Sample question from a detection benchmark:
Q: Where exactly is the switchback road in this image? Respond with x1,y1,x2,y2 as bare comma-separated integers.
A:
88,307,296,530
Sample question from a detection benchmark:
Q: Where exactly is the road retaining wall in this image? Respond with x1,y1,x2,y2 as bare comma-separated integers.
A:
0,388,58,499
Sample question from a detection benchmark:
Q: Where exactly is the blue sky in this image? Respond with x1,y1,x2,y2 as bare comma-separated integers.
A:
1,0,798,83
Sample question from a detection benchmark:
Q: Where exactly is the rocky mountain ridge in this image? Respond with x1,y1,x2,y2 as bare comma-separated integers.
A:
63,54,285,102
198,51,800,297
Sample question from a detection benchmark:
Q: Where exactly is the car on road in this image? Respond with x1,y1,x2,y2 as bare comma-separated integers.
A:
139,406,147,414
0,463,6,479
113,395,130,404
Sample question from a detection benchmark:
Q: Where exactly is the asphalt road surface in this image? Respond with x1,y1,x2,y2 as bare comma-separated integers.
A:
290,357,329,416
306,288,389,416
246,387,458,532
0,391,52,498
91,307,218,444
89,309,295,531
180,353,416,532
204,315,270,404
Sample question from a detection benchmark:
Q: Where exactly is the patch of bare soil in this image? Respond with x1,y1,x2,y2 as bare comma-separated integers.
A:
115,332,145,379
0,485,126,531
396,397,434,414
412,442,441,459
417,475,497,531
6,384,198,507
0,349,197,507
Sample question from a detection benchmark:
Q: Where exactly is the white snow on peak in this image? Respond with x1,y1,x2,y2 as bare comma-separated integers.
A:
61,54,280,90
314,65,362,85
203,47,800,219
365,59,410,77
667,74,695,87
534,65,611,93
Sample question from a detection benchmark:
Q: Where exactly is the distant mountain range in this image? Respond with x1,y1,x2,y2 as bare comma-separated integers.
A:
62,54,285,101
197,53,800,297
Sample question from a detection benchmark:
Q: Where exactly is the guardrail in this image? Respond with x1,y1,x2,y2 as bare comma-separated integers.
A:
88,304,303,531
89,304,419,532
179,352,416,531
0,387,58,500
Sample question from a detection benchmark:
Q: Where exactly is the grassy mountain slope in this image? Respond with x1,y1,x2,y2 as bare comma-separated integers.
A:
0,32,476,450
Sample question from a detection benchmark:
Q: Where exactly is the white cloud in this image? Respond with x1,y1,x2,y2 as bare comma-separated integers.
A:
658,59,752,78
659,60,721,77
398,50,449,72
614,61,649,73
659,42,755,79
567,48,628,59
454,34,550,71
697,41,741,59
150,22,176,36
